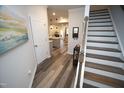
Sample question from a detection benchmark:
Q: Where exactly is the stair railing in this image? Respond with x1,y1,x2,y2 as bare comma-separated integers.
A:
74,5,90,88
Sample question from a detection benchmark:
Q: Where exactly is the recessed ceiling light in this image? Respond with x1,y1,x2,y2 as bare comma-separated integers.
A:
52,12,56,16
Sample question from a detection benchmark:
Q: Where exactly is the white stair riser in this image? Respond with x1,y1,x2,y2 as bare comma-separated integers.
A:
87,49,122,58
83,79,113,88
89,19,111,22
90,15,110,19
86,57,124,68
87,42,120,50
85,67,124,81
88,32,115,36
88,27,113,30
87,37,118,42
90,13,109,16
89,22,112,26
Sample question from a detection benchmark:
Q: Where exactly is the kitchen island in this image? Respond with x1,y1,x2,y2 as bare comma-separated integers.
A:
49,37,64,48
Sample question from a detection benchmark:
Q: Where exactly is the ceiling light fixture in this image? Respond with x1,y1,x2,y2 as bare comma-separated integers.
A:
52,12,56,16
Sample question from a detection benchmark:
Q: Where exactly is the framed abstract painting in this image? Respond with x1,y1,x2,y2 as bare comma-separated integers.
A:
0,6,28,55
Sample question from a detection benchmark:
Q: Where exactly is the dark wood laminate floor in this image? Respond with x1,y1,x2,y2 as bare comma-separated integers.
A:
32,46,76,88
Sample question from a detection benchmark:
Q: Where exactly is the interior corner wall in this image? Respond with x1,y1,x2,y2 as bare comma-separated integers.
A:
0,5,49,88
110,6,124,57
68,7,85,54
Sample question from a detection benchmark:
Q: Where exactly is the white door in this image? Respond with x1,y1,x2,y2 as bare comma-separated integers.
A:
29,17,49,64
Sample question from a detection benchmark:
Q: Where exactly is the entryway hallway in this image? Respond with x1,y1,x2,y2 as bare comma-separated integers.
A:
32,46,76,88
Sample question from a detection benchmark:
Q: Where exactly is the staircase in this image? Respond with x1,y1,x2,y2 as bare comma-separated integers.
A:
83,9,124,88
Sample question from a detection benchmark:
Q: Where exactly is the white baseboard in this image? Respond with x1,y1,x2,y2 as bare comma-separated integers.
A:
28,63,37,88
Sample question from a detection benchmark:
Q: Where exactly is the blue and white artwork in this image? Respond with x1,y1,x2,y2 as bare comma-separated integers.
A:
0,6,28,55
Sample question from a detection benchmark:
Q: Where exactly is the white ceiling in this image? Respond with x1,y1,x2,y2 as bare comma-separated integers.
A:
48,5,84,18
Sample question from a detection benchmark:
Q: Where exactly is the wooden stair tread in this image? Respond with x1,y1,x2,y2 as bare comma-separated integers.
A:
90,13,110,17
89,17,111,20
83,83,97,88
84,72,124,87
87,40,118,44
88,30,114,32
85,62,124,75
90,11,109,14
90,9,108,12
87,46,121,52
89,21,112,23
88,25,113,27
86,53,124,63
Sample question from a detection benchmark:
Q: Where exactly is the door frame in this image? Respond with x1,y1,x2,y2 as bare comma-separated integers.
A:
28,16,38,65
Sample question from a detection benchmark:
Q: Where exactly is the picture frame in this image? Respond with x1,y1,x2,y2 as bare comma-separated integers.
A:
0,6,28,55
72,27,79,38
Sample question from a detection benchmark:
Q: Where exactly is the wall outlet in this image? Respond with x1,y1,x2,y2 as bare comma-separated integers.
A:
28,70,32,75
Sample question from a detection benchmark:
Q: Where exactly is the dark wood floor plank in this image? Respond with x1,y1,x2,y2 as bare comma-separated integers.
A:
32,48,66,87
32,53,63,87
32,46,76,88
55,60,73,88
64,62,76,88
34,54,69,87
50,56,72,88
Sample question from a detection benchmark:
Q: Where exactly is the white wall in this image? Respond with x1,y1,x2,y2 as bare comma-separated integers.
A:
110,6,124,57
68,7,85,54
0,5,49,88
